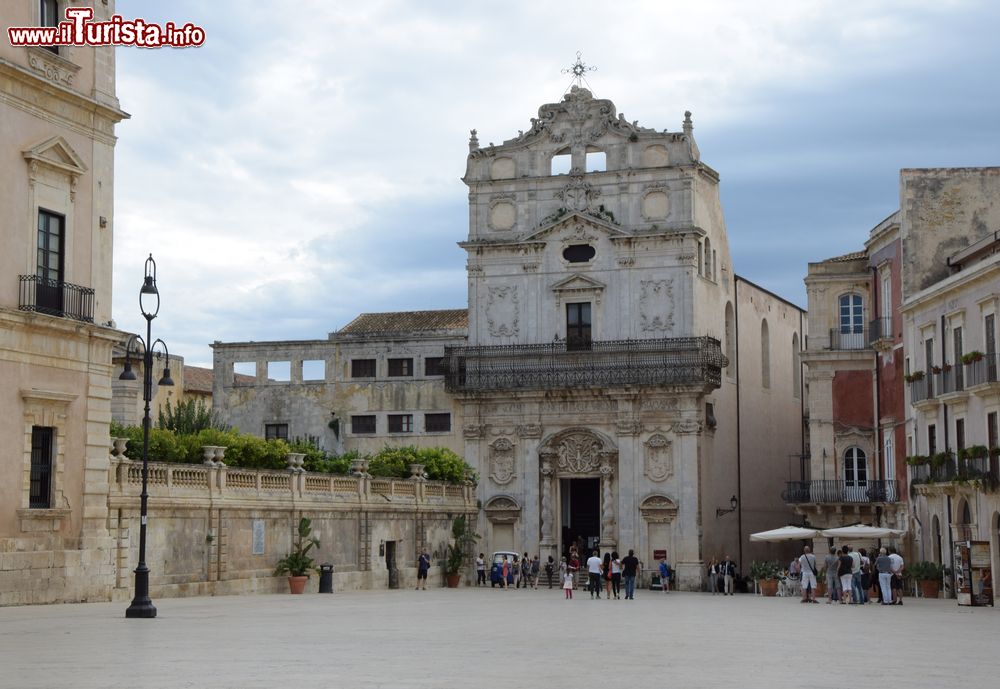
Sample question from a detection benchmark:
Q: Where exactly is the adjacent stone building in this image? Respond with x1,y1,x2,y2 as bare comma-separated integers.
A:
0,0,128,605
214,87,806,588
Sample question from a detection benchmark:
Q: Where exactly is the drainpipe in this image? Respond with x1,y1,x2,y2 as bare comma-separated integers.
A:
734,278,743,575
872,266,883,526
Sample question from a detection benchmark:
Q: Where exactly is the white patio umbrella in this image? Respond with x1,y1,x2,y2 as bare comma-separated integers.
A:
819,524,906,539
749,525,821,542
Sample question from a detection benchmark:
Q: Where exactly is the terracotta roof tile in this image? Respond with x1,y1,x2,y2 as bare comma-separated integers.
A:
822,250,866,263
183,366,214,394
338,309,468,334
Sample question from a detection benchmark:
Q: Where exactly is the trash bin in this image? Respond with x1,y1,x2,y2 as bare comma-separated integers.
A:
319,563,334,593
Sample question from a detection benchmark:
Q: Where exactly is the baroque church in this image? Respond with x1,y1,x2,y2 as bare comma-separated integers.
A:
212,84,806,589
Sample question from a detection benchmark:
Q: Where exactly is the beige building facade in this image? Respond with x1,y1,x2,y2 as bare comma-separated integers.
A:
0,0,128,605
213,88,806,588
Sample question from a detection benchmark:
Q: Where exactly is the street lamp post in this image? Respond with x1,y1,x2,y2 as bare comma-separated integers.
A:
121,254,173,619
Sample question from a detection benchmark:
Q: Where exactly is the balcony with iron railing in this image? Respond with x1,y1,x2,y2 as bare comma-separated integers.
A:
18,275,95,322
908,375,934,404
782,479,899,504
827,327,871,351
909,452,999,489
443,336,727,393
964,352,1000,389
868,317,894,347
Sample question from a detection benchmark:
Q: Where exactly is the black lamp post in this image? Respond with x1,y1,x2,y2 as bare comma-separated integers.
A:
121,254,173,619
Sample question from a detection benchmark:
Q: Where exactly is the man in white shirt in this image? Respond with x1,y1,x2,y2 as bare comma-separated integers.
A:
888,547,905,605
587,550,603,599
798,545,819,603
848,545,863,604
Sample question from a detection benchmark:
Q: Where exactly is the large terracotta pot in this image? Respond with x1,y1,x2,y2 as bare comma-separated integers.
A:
919,580,940,599
288,575,308,594
446,574,461,588
759,579,779,597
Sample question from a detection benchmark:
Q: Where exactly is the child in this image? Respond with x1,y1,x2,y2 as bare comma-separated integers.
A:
563,570,574,599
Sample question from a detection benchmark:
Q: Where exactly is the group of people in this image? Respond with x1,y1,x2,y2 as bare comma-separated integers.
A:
822,544,905,605
477,552,545,589
705,556,738,595
571,548,644,599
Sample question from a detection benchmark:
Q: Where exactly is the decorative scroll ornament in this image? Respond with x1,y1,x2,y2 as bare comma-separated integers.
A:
489,437,516,485
639,279,674,332
557,173,600,212
486,286,519,337
640,494,678,523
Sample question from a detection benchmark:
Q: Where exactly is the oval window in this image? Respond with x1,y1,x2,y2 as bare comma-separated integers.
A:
563,244,596,263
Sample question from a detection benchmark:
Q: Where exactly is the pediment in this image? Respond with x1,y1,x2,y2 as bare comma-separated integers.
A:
23,136,87,177
523,211,627,242
550,274,607,293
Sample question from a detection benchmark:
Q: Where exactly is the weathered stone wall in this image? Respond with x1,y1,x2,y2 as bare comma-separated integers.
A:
106,455,476,600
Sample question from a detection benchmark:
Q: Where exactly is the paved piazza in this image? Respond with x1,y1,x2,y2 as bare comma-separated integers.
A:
0,588,996,688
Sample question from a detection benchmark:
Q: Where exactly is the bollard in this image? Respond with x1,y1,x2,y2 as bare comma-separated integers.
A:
319,563,334,593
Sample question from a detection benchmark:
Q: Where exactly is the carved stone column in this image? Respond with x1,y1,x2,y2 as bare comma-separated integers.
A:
539,452,555,547
599,451,616,550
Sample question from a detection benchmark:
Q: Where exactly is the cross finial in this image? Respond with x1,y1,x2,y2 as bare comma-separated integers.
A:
562,51,596,89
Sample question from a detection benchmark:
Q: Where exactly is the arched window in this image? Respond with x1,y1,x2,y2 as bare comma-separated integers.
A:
724,302,735,375
761,319,770,388
844,447,868,492
838,293,864,348
550,148,571,176
704,238,713,279
585,147,606,172
791,332,800,398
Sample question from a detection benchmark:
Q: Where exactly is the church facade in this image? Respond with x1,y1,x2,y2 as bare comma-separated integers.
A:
212,87,806,589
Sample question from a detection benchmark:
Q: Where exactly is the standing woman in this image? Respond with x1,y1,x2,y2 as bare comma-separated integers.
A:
610,551,623,600
500,556,509,590
708,558,719,595
602,552,613,599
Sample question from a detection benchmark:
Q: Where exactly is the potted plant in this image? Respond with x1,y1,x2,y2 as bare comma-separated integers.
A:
904,371,925,383
444,515,479,588
962,351,985,365
274,516,320,594
908,561,944,599
905,455,929,466
749,560,782,596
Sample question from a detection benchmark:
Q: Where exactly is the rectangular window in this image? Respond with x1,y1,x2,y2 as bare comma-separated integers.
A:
988,412,998,451
233,361,256,384
36,209,65,315
925,337,935,396
953,326,964,390
267,361,290,382
928,424,937,456
388,414,413,433
566,302,592,351
30,426,53,509
387,358,413,377
302,360,325,381
351,359,376,378
40,0,59,53
264,423,288,441
351,415,376,434
986,314,997,383
425,413,451,433
955,418,965,452
424,357,445,377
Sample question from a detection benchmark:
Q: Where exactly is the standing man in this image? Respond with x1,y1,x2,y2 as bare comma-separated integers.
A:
475,553,486,587
416,550,430,590
587,549,603,599
798,545,819,603
888,546,905,605
658,558,670,593
621,549,640,600
824,547,841,604
721,555,737,595
847,545,863,604
875,547,894,604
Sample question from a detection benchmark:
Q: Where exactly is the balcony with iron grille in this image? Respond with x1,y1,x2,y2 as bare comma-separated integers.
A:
18,275,95,322
910,452,999,492
868,317,894,351
964,352,1000,396
827,327,871,351
782,479,899,504
443,336,726,393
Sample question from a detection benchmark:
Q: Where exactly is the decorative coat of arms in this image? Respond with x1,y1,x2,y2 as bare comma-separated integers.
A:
489,437,516,485
555,433,603,474
639,279,674,332
643,434,673,482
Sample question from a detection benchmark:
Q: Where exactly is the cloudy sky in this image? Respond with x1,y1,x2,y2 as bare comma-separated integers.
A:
112,0,1000,367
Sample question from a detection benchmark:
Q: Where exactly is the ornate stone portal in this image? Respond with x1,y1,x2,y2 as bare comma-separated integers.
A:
538,428,618,553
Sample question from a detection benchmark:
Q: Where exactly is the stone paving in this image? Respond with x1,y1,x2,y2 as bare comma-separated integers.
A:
0,586,996,689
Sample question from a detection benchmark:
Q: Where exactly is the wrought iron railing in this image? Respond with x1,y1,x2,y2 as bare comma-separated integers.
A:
868,317,893,344
965,353,1000,387
936,366,964,394
828,327,870,351
909,376,934,403
911,455,998,486
443,336,727,392
18,275,95,322
781,479,898,504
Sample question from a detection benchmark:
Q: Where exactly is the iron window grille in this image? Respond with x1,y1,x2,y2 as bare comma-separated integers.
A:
424,413,451,433
387,358,413,377
388,414,413,433
351,415,376,434
351,359,376,378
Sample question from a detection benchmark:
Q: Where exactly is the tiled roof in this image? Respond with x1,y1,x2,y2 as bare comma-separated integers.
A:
338,309,468,334
184,366,214,394
822,250,866,264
